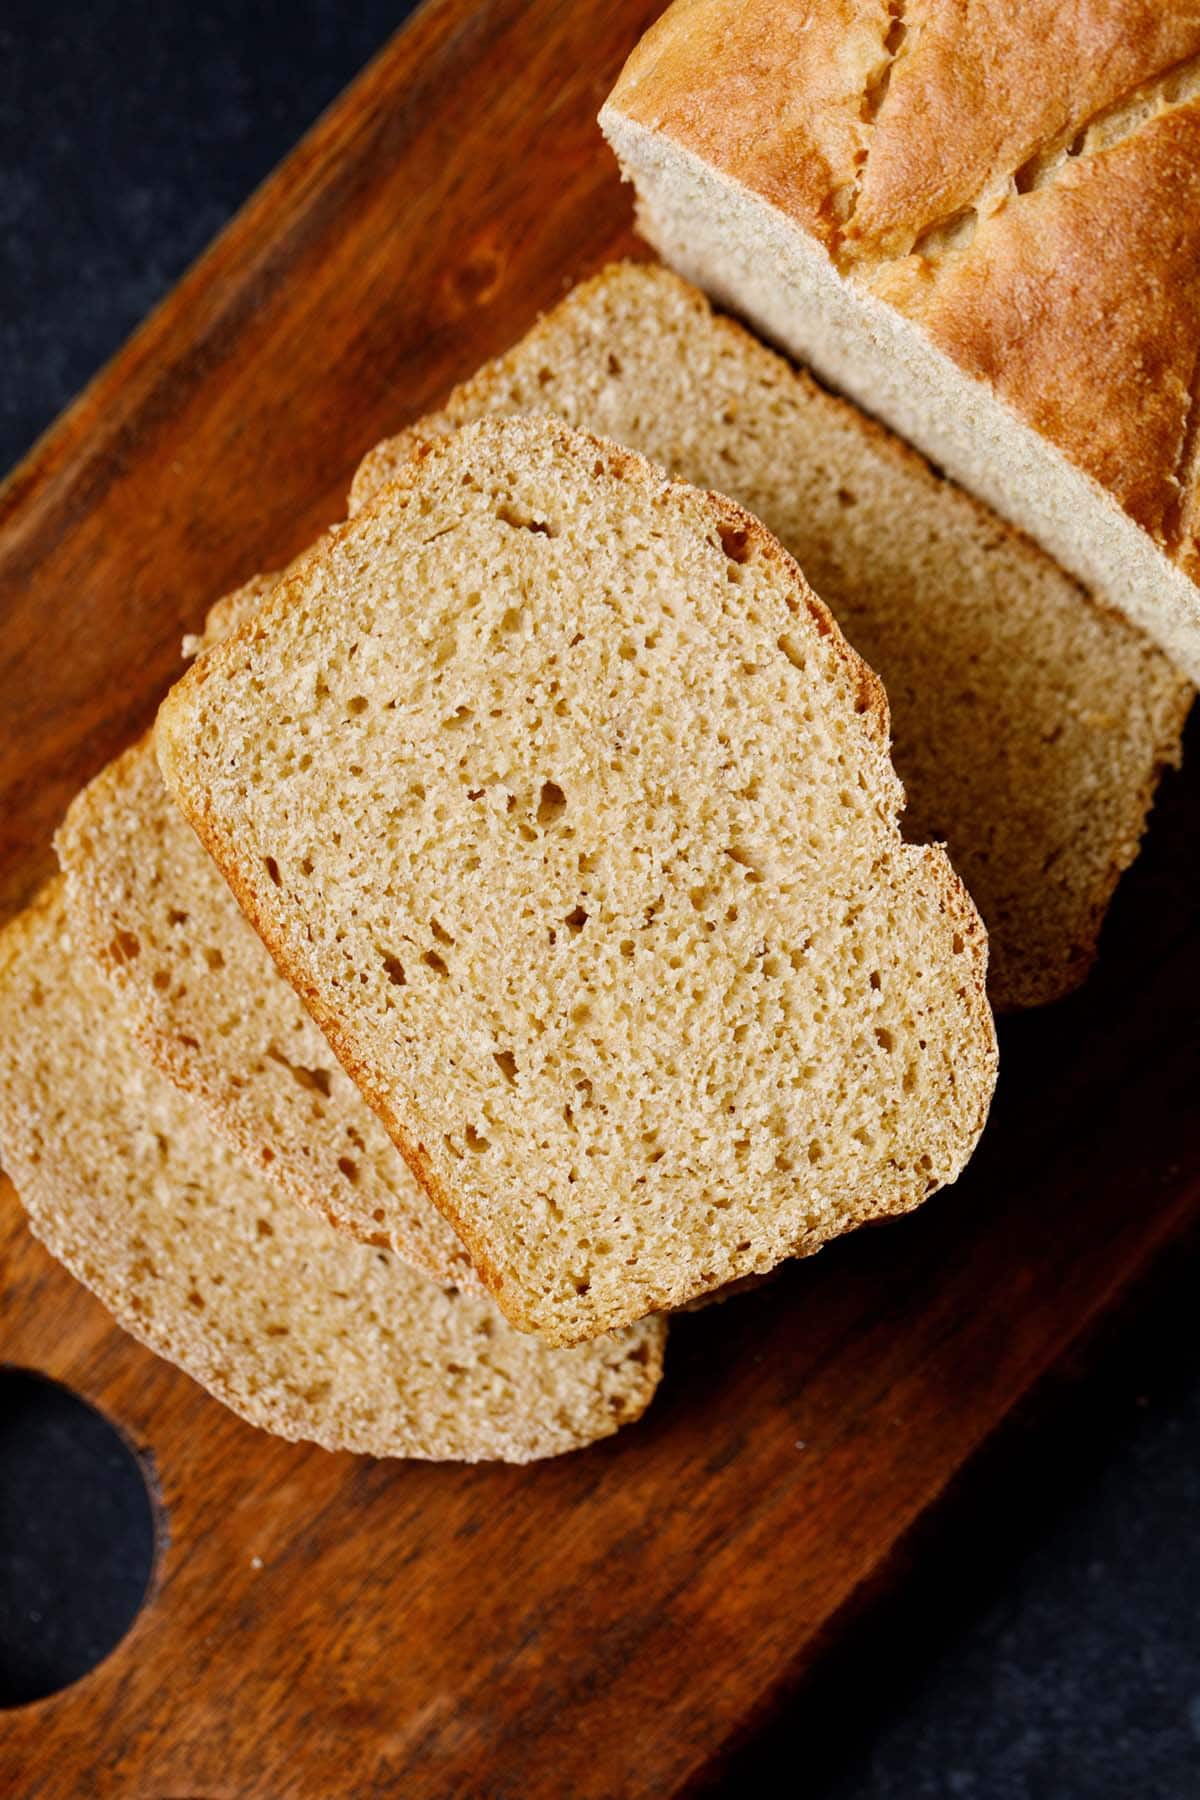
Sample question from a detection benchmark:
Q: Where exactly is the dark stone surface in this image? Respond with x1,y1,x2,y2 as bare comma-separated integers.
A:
0,0,407,463
822,1361,1200,1800
2,5,1198,1791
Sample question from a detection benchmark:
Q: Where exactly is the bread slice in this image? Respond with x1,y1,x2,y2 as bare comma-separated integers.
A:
157,415,996,1344
55,736,481,1287
600,9,1200,680
350,264,1192,1011
0,881,665,1460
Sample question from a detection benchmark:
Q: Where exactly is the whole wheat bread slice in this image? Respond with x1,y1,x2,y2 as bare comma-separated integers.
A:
0,882,665,1460
157,415,996,1344
56,735,481,1288
351,263,1192,1011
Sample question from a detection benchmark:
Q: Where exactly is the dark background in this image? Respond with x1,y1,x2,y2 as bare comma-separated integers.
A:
2,4,1198,1794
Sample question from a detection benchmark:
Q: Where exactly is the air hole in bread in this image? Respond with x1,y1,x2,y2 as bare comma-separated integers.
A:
423,949,450,978
265,1046,333,1098
717,522,752,566
380,951,407,987
537,781,567,826
496,503,557,537
264,856,282,887
725,845,765,882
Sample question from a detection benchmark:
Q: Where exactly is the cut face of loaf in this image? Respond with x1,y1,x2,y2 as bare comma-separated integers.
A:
0,883,666,1461
351,263,1192,1010
157,416,997,1344
600,6,1200,680
55,736,481,1288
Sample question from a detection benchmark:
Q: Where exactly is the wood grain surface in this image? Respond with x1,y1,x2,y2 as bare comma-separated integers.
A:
1,1,1198,1794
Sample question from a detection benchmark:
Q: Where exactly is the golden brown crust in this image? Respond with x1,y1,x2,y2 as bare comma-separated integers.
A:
605,0,876,247
609,0,1200,257
849,1,1200,261
606,4,1200,579
871,99,1200,561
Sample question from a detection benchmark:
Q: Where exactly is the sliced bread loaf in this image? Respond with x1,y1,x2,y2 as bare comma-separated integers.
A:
55,736,481,1287
157,415,997,1343
600,7,1200,680
351,263,1192,1010
0,881,665,1460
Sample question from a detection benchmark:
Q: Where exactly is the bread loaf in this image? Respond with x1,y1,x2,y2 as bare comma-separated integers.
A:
157,415,996,1344
601,5,1200,680
0,883,666,1460
352,262,1191,1009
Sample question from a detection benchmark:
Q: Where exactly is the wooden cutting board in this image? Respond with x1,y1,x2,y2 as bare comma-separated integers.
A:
2,1,1198,1793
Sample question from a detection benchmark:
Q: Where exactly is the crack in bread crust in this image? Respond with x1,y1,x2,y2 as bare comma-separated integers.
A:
890,45,1200,275
1165,344,1200,559
829,0,909,259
